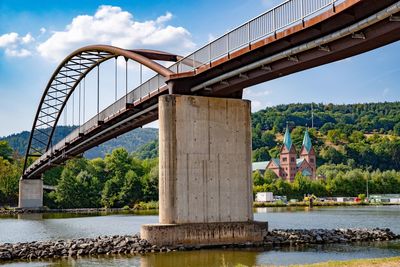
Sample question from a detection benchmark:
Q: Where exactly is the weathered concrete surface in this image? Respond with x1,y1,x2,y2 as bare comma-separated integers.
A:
18,179,43,208
157,95,253,224
141,221,268,246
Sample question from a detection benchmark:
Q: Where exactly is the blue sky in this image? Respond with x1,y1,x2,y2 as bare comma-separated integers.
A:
0,0,399,136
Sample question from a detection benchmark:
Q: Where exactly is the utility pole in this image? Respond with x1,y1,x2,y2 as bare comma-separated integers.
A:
366,177,369,200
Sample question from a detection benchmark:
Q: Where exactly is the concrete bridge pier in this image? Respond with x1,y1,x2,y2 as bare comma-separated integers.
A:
18,178,43,208
141,94,267,246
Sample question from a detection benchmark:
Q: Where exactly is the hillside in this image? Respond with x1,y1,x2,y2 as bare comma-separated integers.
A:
252,102,400,134
0,126,158,159
251,102,400,171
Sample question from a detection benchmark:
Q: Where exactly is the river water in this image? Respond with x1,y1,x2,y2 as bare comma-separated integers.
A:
1,206,400,266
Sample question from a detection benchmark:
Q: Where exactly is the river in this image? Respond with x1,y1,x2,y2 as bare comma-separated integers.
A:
1,206,400,266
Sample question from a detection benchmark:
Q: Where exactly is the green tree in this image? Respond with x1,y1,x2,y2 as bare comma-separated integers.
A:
141,163,159,201
264,169,278,184
252,171,265,186
118,170,143,206
252,147,270,162
261,131,277,148
0,157,19,204
394,122,400,136
0,141,13,161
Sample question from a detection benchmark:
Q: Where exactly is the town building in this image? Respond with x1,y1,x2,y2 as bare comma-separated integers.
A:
252,126,317,182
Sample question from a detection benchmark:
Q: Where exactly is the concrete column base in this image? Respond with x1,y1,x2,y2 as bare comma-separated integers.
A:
18,179,43,208
141,221,268,247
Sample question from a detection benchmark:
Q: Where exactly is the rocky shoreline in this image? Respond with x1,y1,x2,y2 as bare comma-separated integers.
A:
0,228,398,261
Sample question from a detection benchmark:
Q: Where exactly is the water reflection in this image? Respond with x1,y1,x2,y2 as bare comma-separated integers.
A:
17,214,44,220
141,250,257,267
5,241,399,267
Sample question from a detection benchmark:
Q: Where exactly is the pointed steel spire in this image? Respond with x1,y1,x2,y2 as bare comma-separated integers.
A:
283,122,292,150
302,128,312,153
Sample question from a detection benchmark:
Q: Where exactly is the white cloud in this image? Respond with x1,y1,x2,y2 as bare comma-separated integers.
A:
21,33,34,44
156,12,172,24
40,27,46,34
5,48,31,57
0,32,33,57
244,88,271,97
0,32,19,47
37,5,195,62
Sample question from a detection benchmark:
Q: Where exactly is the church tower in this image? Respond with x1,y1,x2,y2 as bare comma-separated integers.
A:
279,125,297,182
300,128,316,178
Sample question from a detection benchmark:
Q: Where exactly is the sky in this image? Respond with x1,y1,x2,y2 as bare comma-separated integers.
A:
0,0,399,136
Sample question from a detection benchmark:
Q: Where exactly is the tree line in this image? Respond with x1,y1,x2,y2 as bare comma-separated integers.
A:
0,140,158,208
253,166,400,199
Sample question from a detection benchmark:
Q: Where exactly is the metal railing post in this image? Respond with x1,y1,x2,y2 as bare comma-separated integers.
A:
248,22,251,44
273,8,276,37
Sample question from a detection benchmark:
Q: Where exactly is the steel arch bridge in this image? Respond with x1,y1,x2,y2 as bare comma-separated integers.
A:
23,0,400,179
23,45,184,174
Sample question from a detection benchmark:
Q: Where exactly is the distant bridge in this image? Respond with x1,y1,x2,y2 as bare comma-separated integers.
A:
19,0,400,246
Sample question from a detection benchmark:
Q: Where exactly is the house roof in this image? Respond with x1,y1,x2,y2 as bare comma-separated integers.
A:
271,158,281,167
302,128,313,152
302,169,312,176
252,161,269,171
296,158,304,168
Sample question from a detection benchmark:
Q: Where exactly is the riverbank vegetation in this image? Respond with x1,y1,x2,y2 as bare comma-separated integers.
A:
253,167,400,200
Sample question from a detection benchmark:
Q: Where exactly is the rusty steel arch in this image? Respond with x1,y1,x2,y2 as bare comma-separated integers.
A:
23,45,180,176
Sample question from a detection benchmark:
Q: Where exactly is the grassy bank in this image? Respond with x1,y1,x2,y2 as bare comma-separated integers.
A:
253,201,400,208
288,256,400,267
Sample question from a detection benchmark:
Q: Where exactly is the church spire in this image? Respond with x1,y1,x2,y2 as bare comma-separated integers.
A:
283,123,292,150
302,128,312,153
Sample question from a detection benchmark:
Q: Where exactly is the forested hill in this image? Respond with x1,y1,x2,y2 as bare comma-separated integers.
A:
251,102,400,171
0,126,158,159
252,102,400,134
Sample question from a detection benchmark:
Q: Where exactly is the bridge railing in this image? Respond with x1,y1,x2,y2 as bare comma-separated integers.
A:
172,0,343,73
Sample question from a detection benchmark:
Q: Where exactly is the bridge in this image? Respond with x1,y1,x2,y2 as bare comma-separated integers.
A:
19,0,400,246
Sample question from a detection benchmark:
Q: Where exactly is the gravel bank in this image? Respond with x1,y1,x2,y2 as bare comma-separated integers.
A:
0,228,398,261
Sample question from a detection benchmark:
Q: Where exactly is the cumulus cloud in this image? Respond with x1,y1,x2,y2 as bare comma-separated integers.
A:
21,33,35,44
0,32,33,57
0,32,19,47
37,5,195,61
5,48,31,57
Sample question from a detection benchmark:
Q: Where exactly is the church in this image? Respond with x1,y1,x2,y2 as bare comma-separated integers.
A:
252,126,317,182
